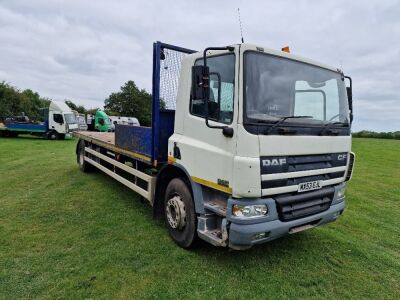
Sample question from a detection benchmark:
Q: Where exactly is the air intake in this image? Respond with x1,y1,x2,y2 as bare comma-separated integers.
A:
345,152,356,181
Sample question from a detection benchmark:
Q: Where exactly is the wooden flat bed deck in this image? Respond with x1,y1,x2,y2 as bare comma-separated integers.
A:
74,131,152,165
75,131,115,144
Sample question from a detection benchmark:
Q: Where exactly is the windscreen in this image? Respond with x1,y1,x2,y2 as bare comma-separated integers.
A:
64,113,76,124
244,52,349,125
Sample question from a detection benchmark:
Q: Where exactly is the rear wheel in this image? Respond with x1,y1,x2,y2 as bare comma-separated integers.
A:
164,178,197,248
78,141,94,172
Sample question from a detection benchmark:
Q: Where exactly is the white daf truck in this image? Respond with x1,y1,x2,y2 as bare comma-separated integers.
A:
74,41,355,249
1,101,78,139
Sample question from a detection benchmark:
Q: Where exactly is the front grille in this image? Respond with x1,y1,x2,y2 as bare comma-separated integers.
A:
261,153,348,175
261,172,345,189
261,152,348,190
275,187,334,221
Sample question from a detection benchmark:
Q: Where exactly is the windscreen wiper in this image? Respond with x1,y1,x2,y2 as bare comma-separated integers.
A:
267,116,313,133
319,121,348,135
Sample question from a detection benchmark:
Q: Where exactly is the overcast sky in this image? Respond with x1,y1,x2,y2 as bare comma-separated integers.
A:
0,0,399,131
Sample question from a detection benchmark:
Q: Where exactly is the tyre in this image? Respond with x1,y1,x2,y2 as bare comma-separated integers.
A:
78,141,95,172
48,131,58,140
164,178,198,248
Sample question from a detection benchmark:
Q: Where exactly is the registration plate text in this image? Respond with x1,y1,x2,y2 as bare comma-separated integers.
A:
298,180,322,192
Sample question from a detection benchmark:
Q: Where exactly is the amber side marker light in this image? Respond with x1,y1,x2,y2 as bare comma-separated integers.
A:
281,46,290,53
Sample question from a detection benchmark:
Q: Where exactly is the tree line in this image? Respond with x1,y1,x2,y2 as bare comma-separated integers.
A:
352,130,400,140
0,82,50,121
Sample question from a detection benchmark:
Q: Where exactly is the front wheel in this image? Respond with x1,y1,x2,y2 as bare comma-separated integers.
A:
164,178,197,248
48,131,58,140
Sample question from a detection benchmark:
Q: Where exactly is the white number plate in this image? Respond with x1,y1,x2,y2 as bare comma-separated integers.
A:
298,180,322,193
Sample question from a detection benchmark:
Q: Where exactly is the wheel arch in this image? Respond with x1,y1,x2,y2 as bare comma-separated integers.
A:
153,163,204,219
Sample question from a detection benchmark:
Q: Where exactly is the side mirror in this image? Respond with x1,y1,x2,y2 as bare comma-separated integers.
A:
192,46,236,138
345,76,353,123
191,65,209,100
346,87,352,101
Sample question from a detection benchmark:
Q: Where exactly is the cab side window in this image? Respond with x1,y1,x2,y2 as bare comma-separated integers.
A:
53,113,64,124
190,54,235,124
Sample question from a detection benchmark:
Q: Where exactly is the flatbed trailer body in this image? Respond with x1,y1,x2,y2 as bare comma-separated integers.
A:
76,41,195,166
74,131,152,165
0,121,74,139
0,121,48,133
74,131,157,202
76,42,195,167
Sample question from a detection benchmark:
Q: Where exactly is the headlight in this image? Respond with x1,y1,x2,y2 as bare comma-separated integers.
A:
232,204,268,218
337,186,346,198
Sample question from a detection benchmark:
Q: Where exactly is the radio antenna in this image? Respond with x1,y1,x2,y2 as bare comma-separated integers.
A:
237,8,244,43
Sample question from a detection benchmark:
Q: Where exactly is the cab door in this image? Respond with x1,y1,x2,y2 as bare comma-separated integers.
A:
179,52,238,194
49,111,65,134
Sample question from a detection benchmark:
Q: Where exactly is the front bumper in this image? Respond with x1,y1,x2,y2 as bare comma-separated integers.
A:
227,184,346,249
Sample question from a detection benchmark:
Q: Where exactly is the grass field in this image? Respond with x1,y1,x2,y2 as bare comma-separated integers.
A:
0,137,399,299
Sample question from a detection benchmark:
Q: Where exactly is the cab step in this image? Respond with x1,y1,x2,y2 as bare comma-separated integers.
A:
197,216,228,247
204,198,227,216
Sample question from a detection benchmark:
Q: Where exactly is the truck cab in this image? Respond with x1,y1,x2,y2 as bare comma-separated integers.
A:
76,113,88,131
48,101,79,139
87,111,111,132
166,43,354,248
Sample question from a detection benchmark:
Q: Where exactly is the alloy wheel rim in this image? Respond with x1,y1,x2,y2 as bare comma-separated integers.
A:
166,195,186,230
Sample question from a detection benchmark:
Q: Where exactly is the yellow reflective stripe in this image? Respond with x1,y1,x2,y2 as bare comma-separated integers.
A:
191,176,232,194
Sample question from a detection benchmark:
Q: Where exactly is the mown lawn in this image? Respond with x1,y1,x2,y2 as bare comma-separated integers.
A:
0,136,399,299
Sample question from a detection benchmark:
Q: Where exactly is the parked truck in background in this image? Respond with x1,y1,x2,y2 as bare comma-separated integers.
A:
74,41,355,249
0,101,78,139
86,110,112,132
